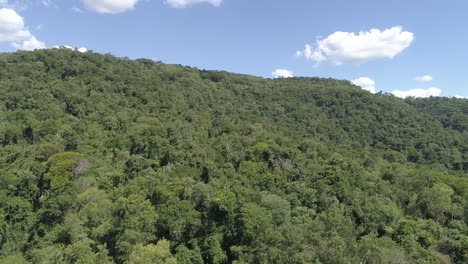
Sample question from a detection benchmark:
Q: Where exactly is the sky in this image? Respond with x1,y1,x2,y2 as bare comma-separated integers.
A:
0,0,467,98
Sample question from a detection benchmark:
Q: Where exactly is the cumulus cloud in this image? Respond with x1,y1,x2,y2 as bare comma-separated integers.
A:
53,45,88,53
297,26,414,65
351,77,377,94
54,45,73,50
82,0,139,14
0,8,45,50
0,8,27,42
12,35,45,50
414,75,433,82
272,69,293,79
392,87,441,98
296,44,326,63
454,95,465,99
165,0,222,8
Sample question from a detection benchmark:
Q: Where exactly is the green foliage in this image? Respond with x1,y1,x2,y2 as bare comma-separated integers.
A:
127,240,177,264
0,49,467,263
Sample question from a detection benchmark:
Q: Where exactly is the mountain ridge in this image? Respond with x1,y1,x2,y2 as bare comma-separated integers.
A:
0,49,467,263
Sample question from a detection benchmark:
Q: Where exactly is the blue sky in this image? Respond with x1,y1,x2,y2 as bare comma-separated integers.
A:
0,0,467,98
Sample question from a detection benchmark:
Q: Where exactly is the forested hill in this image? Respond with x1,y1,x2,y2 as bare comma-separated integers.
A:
0,49,467,263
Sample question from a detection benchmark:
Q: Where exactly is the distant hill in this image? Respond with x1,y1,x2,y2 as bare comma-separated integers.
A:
0,49,467,263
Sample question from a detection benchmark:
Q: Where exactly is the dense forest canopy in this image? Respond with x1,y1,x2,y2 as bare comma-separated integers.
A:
0,49,467,263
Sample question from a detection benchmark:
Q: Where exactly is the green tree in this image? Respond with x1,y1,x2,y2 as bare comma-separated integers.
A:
127,240,177,264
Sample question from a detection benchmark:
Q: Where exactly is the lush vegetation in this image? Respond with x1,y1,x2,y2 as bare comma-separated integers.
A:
0,49,467,263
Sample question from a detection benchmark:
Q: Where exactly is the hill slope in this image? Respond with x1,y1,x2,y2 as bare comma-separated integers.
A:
0,49,467,263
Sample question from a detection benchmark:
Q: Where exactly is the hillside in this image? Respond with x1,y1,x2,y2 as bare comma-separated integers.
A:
0,49,467,263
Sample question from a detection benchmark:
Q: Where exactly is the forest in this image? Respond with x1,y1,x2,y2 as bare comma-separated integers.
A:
0,49,467,263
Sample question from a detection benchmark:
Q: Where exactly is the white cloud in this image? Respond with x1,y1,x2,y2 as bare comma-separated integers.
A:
12,35,45,50
454,95,465,99
414,75,433,82
82,0,139,14
272,69,293,79
165,0,222,8
392,87,441,98
53,45,88,53
54,45,73,50
296,44,326,63
351,77,377,94
297,26,414,65
0,8,45,50
0,8,28,42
